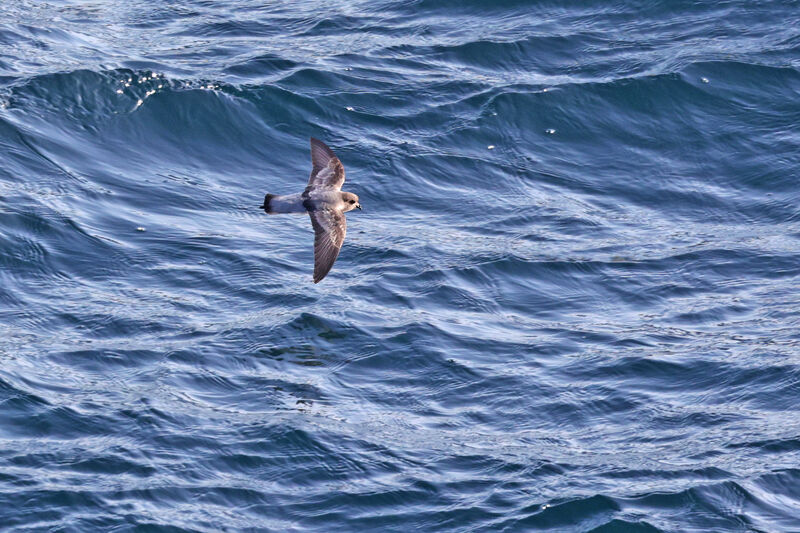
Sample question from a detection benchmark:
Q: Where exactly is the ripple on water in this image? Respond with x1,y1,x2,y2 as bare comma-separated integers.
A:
0,1,799,531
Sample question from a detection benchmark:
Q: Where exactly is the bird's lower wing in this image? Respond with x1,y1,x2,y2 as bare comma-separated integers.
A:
309,209,347,283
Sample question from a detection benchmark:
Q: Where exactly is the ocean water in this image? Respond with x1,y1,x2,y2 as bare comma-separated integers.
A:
0,1,798,531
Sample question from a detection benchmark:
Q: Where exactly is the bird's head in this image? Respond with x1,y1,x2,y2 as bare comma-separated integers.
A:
341,192,362,212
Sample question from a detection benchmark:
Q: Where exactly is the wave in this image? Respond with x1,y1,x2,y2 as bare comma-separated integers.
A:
0,1,798,530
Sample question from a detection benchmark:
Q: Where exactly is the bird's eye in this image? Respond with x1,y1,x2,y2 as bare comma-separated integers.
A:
349,200,355,204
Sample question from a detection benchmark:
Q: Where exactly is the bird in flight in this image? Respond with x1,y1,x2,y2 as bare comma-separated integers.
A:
260,138,361,283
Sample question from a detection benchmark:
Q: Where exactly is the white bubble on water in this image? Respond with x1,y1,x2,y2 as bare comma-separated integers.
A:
546,128,556,134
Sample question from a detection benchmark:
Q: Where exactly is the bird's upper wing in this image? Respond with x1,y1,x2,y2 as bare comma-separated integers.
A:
307,137,345,191
309,208,347,283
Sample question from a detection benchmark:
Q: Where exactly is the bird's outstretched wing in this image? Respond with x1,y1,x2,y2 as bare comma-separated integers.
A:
307,137,345,191
309,208,347,283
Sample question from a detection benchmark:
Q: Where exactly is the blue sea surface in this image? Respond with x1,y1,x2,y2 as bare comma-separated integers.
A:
0,1,798,531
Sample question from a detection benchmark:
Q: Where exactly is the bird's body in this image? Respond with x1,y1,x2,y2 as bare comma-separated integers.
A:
263,189,355,214
260,138,361,283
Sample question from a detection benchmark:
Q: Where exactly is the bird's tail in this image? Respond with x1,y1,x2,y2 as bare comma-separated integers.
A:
260,193,275,213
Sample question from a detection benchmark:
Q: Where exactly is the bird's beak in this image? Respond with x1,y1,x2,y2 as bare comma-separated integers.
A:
258,204,265,209
356,204,362,210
